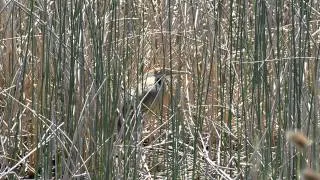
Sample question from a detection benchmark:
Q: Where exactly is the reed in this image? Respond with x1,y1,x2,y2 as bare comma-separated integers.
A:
0,0,318,179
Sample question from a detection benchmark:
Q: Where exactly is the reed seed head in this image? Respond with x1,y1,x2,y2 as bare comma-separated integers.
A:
286,131,312,149
302,168,320,180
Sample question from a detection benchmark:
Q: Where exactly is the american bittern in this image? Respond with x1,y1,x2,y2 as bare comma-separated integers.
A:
132,67,189,115
118,67,189,134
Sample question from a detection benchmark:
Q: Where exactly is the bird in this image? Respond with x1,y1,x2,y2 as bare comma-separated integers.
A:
117,67,189,136
130,67,189,115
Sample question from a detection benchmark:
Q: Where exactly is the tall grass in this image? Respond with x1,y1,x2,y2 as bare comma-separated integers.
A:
0,0,319,179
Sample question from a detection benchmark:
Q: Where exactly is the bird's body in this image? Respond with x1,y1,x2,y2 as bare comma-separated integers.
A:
126,68,189,115
117,68,189,137
134,68,167,115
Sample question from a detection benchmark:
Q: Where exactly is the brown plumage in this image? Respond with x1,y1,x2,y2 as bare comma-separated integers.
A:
131,68,188,115
117,68,189,134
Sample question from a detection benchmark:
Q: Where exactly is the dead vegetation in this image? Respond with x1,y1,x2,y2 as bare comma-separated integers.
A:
0,0,320,179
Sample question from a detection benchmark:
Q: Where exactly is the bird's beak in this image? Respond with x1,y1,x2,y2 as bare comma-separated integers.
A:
162,68,191,76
